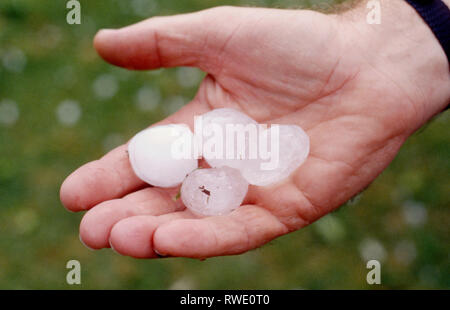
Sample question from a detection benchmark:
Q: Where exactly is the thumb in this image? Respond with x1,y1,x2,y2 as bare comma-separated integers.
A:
93,6,242,73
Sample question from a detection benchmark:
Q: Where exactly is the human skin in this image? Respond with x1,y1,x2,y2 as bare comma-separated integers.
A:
60,0,450,258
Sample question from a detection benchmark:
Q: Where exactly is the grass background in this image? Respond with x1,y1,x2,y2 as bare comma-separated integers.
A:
0,0,448,289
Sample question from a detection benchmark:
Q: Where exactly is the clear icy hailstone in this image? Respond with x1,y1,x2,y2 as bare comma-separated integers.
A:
128,124,198,188
201,107,310,186
181,166,248,216
240,125,310,186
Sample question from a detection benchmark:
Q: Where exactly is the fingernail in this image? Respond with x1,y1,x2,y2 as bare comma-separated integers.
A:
154,248,168,258
109,238,123,256
97,28,117,36
99,28,115,33
79,234,95,251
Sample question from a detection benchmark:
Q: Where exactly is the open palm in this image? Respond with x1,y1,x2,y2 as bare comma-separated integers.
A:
60,6,427,258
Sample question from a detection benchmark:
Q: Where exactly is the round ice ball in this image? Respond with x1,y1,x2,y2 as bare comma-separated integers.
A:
128,124,198,188
201,108,257,170
241,125,310,186
181,166,249,216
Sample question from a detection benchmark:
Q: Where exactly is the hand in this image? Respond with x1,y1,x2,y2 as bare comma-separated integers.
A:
60,1,450,258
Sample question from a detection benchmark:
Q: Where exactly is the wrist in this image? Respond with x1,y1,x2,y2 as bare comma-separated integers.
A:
336,0,450,131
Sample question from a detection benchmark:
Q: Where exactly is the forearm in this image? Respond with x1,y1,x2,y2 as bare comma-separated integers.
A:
337,0,450,130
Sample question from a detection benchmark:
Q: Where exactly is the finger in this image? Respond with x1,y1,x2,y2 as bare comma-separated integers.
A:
60,145,143,212
79,187,184,250
93,6,249,72
109,211,195,258
60,101,210,212
152,205,288,258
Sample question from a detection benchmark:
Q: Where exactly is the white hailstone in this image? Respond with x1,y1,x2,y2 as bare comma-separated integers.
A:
128,124,198,188
56,100,81,126
201,108,310,186
92,74,118,100
181,166,248,216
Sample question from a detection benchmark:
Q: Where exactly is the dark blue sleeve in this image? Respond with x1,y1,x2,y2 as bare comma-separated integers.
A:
405,0,450,68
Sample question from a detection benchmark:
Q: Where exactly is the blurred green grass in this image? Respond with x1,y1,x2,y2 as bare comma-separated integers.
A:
0,0,448,289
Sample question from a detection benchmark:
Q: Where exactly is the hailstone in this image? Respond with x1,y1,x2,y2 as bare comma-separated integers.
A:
201,108,257,172
201,108,257,128
200,108,310,186
128,124,198,188
240,124,310,186
181,166,248,216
